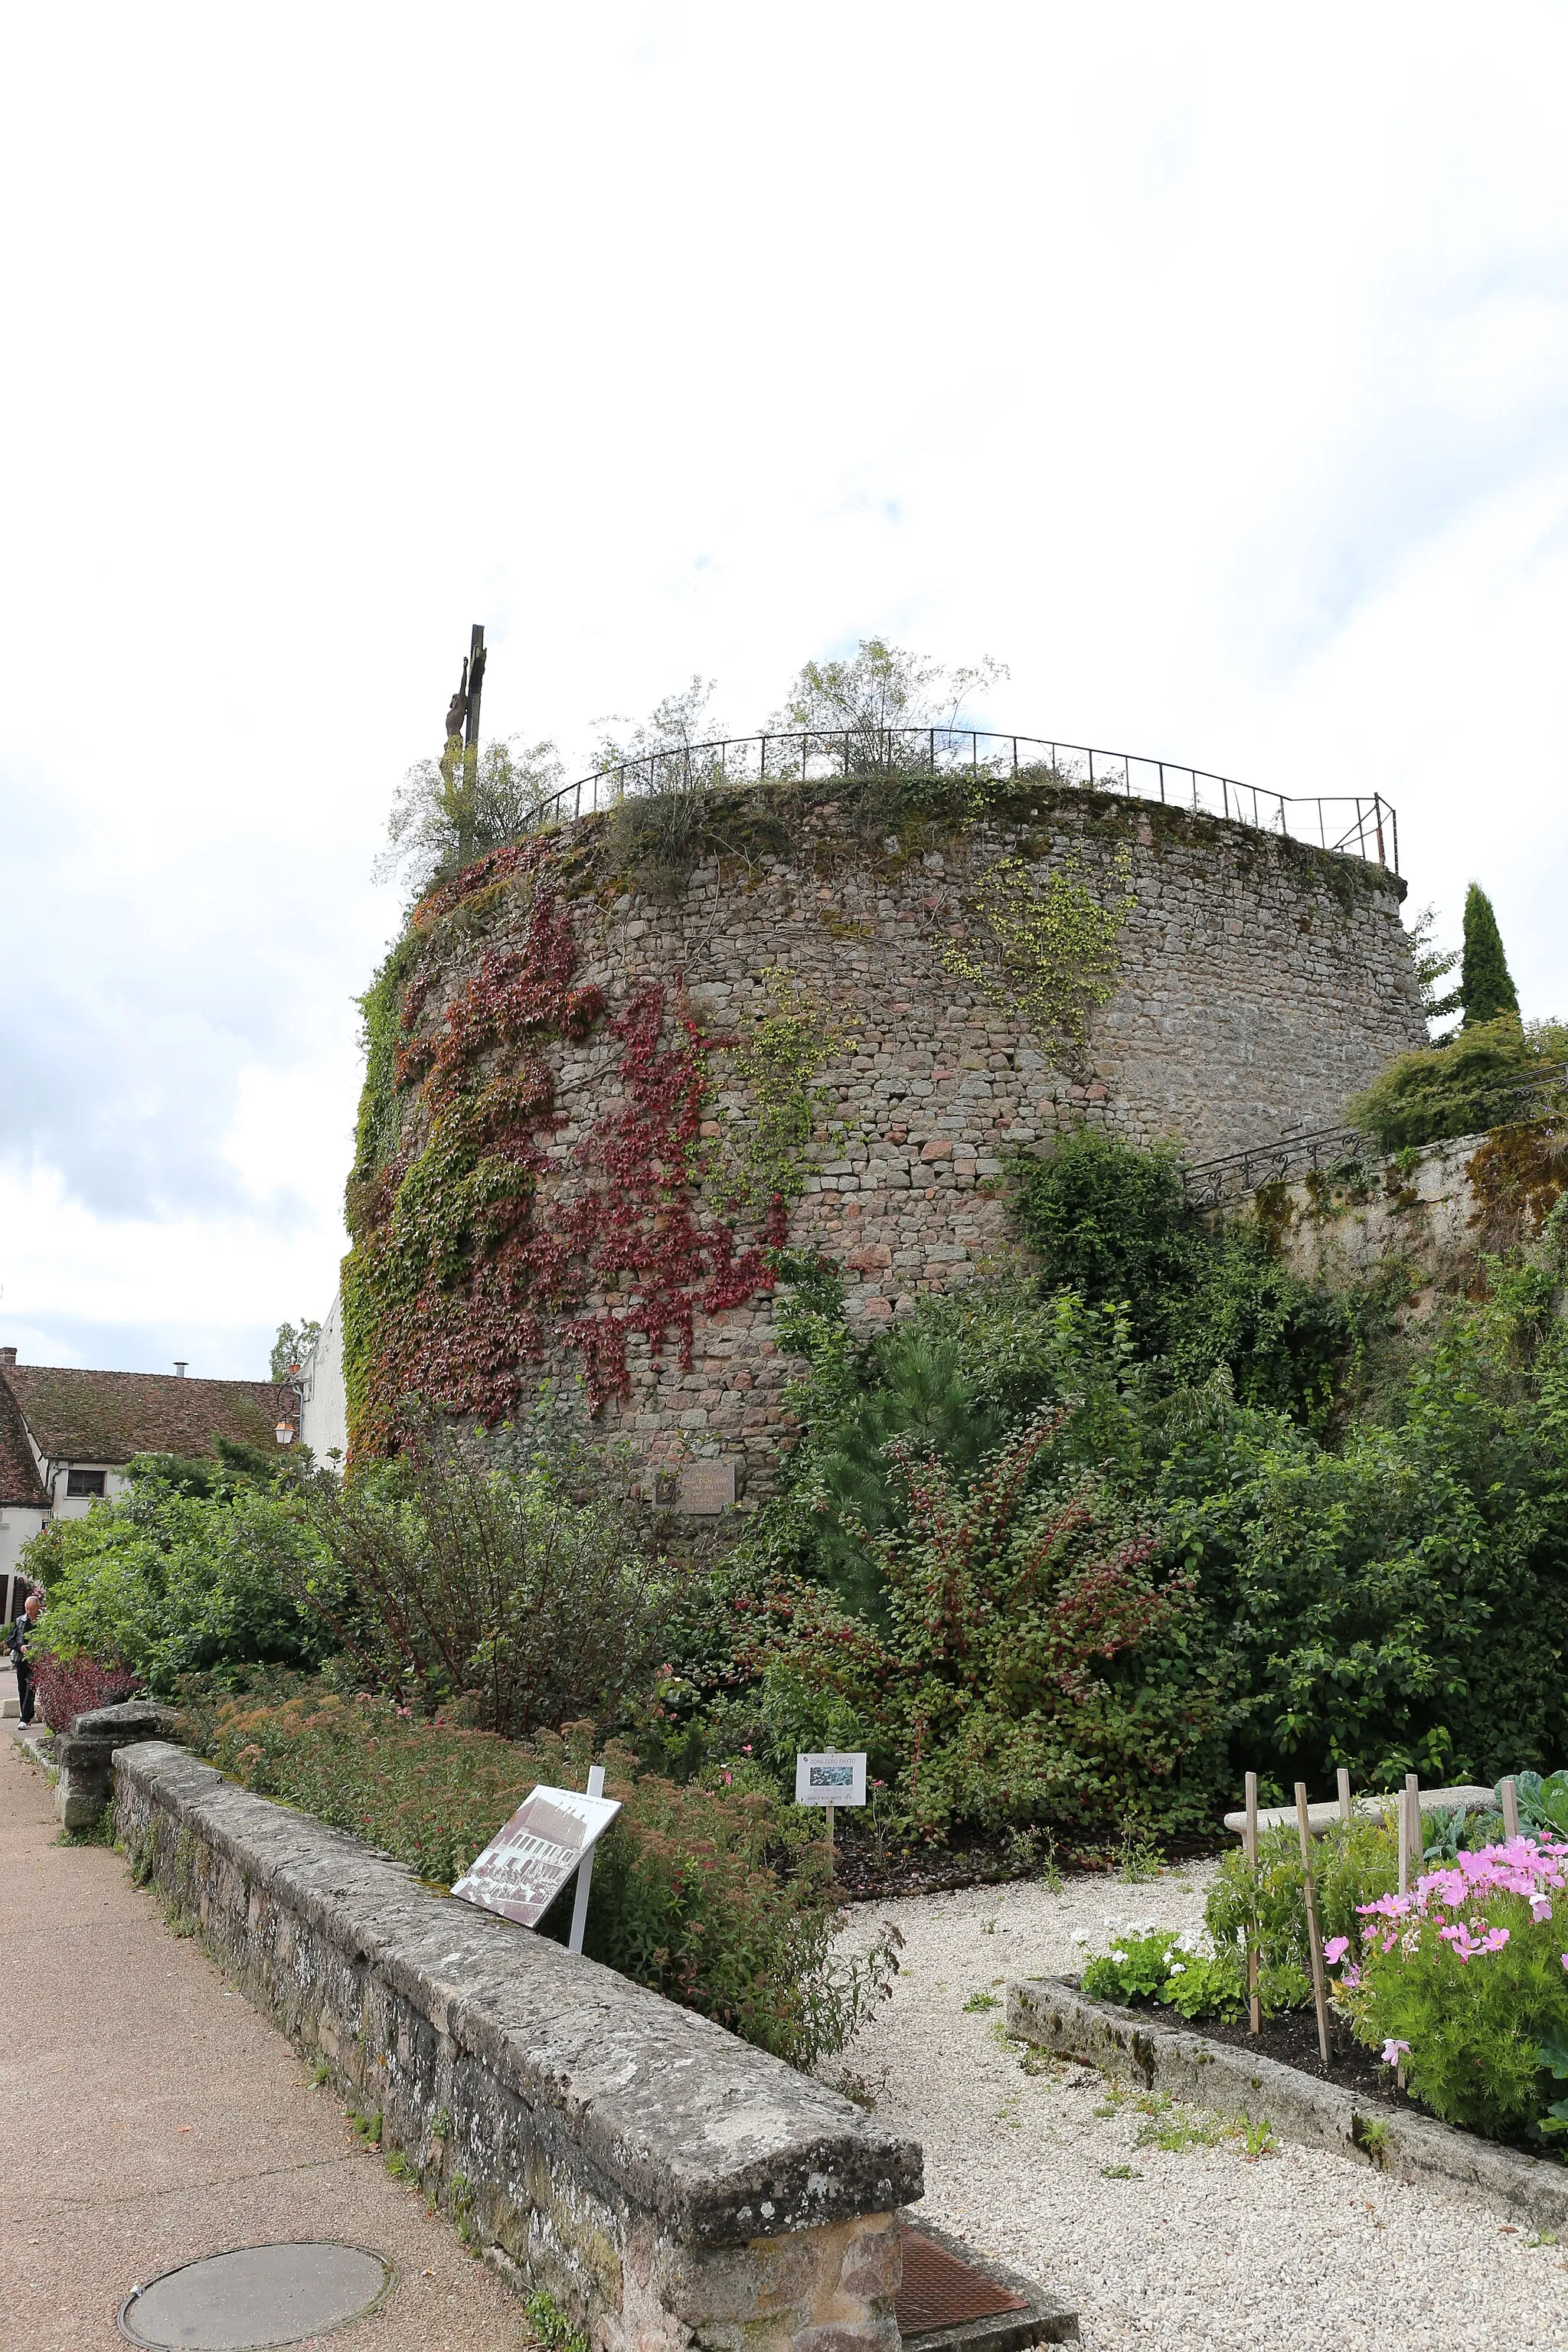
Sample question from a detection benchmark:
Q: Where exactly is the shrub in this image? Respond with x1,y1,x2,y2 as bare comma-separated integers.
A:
734,1404,1231,1843
192,1690,893,2068
1008,1127,1354,1415
1341,1835,1568,2141
31,1654,140,1731
22,1455,332,1698
1343,1015,1568,1152
295,1408,675,1739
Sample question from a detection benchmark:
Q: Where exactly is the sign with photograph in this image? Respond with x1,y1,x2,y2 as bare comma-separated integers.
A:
452,1783,622,1927
795,1751,868,1808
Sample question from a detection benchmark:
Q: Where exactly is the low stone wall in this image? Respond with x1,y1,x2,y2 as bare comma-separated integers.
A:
1008,1976,1568,2234
115,1744,922,2352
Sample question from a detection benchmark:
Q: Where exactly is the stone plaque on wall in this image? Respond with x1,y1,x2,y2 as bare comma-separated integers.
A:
678,1459,737,1514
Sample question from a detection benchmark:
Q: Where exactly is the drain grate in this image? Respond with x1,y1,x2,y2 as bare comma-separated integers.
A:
897,2230,1027,2334
895,2223,1079,2349
119,2242,391,2350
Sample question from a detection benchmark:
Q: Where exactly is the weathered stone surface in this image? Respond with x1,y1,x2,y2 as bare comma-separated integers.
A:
393,792,1423,1493
116,1743,922,2352
1008,1975,1568,2235
52,1700,180,1831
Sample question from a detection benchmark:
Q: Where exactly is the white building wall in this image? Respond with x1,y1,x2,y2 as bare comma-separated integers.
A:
299,1292,348,1465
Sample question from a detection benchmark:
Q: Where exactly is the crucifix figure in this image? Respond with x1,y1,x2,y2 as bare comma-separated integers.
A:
445,659,469,746
443,626,487,755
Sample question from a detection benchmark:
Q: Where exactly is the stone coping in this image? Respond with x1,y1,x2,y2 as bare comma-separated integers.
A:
1008,1975,1568,2234
116,1743,922,2250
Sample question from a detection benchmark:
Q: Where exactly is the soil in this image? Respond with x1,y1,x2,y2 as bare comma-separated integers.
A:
828,1831,1227,1903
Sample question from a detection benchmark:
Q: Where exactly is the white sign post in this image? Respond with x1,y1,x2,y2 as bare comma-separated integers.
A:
795,1750,867,1850
452,1770,620,1944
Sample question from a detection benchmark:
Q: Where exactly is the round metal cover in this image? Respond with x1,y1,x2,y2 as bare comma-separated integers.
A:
119,2241,391,2350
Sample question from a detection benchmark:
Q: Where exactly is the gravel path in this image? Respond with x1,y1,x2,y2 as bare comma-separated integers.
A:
831,1864,1568,2352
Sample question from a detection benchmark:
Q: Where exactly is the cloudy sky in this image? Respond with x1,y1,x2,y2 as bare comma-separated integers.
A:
2,2,1566,1377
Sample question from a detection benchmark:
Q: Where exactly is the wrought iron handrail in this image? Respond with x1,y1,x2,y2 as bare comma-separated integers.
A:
526,727,1400,872
1181,1067,1568,1205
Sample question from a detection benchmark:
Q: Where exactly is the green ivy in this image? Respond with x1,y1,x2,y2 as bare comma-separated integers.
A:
708,969,844,1223
943,846,1135,1059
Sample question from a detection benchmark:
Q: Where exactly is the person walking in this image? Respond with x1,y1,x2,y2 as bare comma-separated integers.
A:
8,1588,41,1726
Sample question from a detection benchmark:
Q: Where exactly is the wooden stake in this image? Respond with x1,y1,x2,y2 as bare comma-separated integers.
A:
1244,1772,1260,2037
1397,1787,1411,1896
1295,1783,1331,2068
1501,1777,1521,1841
1406,1771,1422,1879
1337,1768,1352,1823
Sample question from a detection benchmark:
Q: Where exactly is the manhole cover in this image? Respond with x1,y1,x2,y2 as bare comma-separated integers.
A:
119,2242,391,2350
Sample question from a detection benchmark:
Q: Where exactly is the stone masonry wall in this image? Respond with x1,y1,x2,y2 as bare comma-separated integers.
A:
370,786,1426,1493
115,1743,920,2352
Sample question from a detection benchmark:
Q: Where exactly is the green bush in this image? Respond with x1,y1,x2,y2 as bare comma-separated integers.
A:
728,1403,1231,1844
192,1689,893,2068
294,1406,675,1739
1008,1128,1354,1415
1344,1015,1568,1152
23,1452,332,1697
1080,1924,1246,2022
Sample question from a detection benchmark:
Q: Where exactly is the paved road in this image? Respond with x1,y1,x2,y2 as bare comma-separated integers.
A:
0,1729,536,2351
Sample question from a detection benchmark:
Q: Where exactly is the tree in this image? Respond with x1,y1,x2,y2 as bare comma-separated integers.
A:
592,675,725,775
270,1320,320,1380
1461,884,1520,1027
1406,903,1462,1040
770,639,1007,766
374,736,564,895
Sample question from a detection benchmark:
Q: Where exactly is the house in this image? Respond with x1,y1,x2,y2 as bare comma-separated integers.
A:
0,1348,297,1625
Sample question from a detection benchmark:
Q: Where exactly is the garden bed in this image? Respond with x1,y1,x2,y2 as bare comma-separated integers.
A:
1008,1974,1568,2233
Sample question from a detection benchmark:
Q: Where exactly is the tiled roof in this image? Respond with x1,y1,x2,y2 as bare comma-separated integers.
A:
1,1365,289,1467
0,1377,49,1508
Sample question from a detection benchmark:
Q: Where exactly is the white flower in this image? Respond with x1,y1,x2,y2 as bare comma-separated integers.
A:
1071,1929,1092,1947
1167,1962,1186,1976
1176,1929,1203,1955
1112,1949,1129,1965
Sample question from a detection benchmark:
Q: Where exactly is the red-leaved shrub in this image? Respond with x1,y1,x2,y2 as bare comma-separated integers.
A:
31,1655,140,1731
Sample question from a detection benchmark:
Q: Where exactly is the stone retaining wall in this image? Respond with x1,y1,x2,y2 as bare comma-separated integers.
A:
115,1743,922,2352
1008,1975,1568,2234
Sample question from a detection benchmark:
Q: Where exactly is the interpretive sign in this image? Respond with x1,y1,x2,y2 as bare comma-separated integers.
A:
452,1782,622,1928
795,1752,868,1808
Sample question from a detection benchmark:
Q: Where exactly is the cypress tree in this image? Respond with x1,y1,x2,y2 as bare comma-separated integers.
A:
1460,884,1520,1026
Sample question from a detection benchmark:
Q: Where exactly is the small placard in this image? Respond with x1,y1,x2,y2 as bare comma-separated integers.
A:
795,1751,868,1808
678,1459,737,1514
452,1784,622,1926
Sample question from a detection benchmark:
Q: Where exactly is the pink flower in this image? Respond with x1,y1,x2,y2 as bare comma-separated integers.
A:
1380,2039,1410,2065
1322,1936,1350,1965
1341,1962,1361,1988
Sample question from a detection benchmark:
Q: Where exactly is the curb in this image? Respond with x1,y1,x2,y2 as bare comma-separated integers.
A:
1007,1975,1568,2234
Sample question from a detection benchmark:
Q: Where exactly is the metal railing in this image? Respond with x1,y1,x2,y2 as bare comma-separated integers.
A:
1181,1067,1568,1206
526,727,1399,871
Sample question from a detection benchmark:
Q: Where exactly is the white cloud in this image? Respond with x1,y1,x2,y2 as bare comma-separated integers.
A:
1,0,1566,1370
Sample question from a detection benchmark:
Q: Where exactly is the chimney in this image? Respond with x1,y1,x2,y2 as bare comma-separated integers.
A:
173,1361,188,1377
0,1346,15,1370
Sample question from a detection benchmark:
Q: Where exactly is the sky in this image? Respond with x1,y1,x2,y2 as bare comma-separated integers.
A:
2,2,1566,1378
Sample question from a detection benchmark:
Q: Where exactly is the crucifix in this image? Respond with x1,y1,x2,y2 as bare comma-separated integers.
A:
443,622,488,756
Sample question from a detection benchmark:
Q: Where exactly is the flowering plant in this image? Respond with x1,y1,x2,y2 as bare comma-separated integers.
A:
1339,1834,1568,2140
1080,1919,1246,2022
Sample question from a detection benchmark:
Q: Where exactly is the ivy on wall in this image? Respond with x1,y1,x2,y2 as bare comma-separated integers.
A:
341,847,792,1456
707,968,844,1227
942,845,1135,1064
